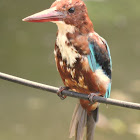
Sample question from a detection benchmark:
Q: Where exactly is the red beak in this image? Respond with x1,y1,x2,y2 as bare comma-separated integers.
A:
22,7,64,22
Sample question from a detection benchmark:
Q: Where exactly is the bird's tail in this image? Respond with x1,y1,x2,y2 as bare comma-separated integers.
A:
69,103,98,140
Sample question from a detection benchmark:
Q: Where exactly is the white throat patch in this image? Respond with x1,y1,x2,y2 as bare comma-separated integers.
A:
56,21,80,67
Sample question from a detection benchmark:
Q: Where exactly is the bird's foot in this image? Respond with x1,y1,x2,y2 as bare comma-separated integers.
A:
88,93,102,104
57,86,69,100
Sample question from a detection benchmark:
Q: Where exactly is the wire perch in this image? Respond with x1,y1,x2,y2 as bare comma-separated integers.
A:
0,72,140,110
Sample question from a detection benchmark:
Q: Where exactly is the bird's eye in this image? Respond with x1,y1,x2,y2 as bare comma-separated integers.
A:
68,7,75,13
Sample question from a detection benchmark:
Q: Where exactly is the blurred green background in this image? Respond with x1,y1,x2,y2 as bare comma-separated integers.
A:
0,0,140,140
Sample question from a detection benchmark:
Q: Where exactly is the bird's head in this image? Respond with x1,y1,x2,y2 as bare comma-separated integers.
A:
23,0,93,33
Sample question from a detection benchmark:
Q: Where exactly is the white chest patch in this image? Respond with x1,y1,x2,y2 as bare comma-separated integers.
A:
56,22,80,67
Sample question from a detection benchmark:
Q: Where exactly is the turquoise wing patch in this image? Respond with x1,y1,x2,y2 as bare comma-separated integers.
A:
87,42,100,72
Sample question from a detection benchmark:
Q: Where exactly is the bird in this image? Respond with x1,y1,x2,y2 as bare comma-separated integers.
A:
23,0,112,140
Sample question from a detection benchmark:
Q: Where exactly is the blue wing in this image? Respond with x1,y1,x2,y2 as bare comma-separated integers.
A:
87,34,112,98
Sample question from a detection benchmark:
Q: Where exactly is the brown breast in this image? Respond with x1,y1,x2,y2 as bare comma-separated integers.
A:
54,44,103,95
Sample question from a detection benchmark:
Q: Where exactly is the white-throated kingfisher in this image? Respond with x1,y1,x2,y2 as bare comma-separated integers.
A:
23,0,112,140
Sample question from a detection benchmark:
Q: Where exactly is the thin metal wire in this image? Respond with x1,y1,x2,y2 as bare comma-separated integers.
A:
0,72,140,110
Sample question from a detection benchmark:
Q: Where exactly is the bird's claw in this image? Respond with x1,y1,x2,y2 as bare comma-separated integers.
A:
88,93,98,104
57,86,69,100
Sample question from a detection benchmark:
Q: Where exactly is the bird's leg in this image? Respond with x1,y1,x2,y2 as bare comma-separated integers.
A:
88,93,103,104
57,86,69,100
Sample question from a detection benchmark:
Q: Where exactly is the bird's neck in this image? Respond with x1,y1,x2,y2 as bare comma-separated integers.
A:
55,21,93,67
56,21,76,34
56,22,80,67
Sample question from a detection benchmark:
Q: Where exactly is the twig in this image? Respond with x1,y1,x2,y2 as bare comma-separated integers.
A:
0,72,140,110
